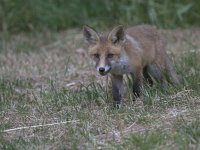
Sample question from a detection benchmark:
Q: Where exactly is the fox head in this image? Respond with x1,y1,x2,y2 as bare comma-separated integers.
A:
83,25,125,76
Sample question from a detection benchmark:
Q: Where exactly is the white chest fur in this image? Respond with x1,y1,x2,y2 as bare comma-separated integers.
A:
110,54,133,75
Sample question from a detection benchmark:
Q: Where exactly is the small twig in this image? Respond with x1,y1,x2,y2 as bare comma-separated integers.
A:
2,120,80,133
125,121,136,130
66,82,77,87
41,40,63,51
167,49,200,54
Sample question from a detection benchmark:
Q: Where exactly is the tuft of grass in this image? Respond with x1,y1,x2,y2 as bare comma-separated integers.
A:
118,131,167,150
172,116,200,150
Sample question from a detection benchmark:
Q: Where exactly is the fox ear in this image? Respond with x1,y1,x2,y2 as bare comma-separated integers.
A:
83,25,99,45
108,25,125,44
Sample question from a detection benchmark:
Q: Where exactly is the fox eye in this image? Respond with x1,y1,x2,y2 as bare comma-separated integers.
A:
94,54,100,59
108,53,114,58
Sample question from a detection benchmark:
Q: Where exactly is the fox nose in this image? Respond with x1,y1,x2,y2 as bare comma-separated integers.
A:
99,67,105,73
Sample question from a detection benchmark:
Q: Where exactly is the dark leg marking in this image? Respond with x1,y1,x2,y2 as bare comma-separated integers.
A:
111,74,123,107
133,78,142,98
143,66,153,86
132,69,143,98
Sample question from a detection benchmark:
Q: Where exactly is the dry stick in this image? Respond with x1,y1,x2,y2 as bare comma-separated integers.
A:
2,120,80,133
167,49,200,54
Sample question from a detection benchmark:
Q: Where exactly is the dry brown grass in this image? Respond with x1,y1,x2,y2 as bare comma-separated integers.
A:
0,27,200,149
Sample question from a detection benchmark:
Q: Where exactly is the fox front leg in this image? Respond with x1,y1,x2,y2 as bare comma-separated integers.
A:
111,74,123,108
132,68,143,98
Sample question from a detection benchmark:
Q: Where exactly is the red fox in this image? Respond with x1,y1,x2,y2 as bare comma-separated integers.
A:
83,25,180,107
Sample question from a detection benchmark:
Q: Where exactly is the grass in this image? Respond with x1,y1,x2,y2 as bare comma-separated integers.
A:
1,0,200,32
0,27,200,149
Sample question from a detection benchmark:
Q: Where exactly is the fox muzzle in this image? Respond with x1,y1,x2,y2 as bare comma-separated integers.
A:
96,65,111,76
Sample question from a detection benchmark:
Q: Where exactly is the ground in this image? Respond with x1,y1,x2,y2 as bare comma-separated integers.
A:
0,27,200,150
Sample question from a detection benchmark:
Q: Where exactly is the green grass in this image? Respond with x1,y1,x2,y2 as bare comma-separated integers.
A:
118,131,167,150
0,28,200,149
1,0,200,32
114,117,200,150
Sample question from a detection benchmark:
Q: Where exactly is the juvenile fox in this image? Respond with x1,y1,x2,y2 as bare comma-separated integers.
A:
83,25,179,107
